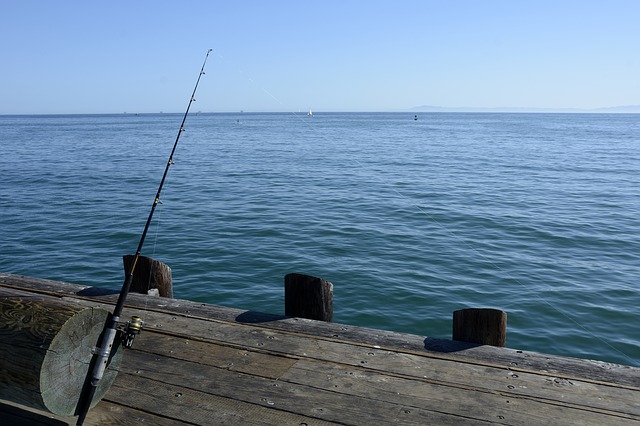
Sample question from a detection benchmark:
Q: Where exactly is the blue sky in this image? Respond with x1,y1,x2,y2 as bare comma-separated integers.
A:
1,1,638,113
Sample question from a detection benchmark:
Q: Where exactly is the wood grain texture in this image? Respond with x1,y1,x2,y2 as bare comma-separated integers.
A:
1,274,638,425
1,273,637,387
0,287,122,416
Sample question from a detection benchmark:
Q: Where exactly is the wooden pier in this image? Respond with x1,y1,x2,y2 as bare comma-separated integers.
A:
1,273,638,425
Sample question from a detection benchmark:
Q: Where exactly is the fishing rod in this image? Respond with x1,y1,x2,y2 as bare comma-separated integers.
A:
75,49,212,425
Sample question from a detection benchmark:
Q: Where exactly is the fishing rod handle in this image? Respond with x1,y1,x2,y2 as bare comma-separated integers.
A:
75,323,119,425
91,324,119,384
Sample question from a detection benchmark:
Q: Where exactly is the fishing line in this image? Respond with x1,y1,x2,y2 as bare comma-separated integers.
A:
149,161,171,282
208,51,636,366
213,51,316,125
75,49,213,425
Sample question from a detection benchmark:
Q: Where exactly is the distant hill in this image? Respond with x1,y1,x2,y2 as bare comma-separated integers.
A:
410,105,640,113
592,105,640,113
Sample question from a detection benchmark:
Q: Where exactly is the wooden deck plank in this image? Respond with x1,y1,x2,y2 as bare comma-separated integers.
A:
103,304,638,416
115,322,639,424
115,350,489,425
122,325,639,424
130,332,299,379
82,400,183,426
1,274,639,425
105,375,338,426
2,273,636,386
0,399,70,426
281,359,638,425
0,399,181,426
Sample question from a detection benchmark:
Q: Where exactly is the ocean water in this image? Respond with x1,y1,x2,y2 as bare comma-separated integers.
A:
1,112,638,366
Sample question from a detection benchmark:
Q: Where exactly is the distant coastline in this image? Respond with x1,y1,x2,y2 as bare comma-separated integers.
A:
410,104,640,113
2,106,640,116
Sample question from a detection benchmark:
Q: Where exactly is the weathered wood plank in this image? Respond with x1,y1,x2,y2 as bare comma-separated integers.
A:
1,399,71,425
87,294,640,387
45,291,639,419
2,273,637,384
130,333,298,380
91,304,638,417
115,350,490,425
106,374,338,426
281,359,639,425
2,274,639,426
0,398,182,426
2,273,635,388
121,326,640,424
74,296,636,422
85,400,183,426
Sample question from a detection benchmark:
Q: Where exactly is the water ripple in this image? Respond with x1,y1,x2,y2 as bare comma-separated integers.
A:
1,112,638,366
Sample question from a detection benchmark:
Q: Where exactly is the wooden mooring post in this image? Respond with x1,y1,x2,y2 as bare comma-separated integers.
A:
284,273,333,322
452,308,507,347
123,255,173,298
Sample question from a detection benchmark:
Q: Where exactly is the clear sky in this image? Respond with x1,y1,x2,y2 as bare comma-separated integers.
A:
1,0,639,114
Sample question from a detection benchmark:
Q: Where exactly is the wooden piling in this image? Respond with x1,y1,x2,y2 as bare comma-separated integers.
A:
452,308,507,347
284,273,333,322
0,287,122,416
123,255,173,298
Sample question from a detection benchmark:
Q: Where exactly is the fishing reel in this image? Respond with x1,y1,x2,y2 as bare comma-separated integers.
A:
120,316,144,349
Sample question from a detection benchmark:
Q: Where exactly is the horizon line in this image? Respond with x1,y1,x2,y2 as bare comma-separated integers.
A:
2,109,640,116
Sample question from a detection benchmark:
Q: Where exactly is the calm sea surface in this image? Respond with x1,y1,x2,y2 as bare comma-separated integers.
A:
1,112,638,366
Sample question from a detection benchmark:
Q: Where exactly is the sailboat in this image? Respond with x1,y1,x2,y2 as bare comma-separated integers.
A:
307,107,313,117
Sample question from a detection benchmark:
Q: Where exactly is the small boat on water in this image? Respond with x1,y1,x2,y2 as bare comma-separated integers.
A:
308,108,313,117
